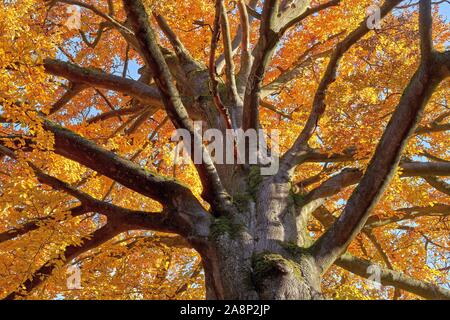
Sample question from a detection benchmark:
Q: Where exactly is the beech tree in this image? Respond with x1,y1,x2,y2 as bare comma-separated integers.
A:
0,0,449,300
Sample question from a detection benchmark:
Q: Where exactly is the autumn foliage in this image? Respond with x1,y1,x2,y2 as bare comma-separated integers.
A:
0,0,449,300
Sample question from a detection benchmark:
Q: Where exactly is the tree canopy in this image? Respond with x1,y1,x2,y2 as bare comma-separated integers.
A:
0,0,449,300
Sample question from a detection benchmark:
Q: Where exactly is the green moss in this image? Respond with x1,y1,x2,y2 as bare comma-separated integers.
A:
252,252,304,285
244,271,257,291
232,193,253,212
247,165,263,198
210,216,243,240
289,188,306,207
279,241,309,257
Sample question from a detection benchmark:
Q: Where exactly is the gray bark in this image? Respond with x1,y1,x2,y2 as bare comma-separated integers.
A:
2,0,449,301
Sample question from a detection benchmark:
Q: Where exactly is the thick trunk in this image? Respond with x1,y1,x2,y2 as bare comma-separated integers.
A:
199,177,323,300
202,235,323,300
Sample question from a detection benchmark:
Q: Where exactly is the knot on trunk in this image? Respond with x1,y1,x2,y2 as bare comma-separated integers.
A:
252,252,302,284
251,252,323,299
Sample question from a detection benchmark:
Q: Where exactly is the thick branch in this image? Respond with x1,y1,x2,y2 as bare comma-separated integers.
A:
312,5,447,269
236,0,253,98
242,0,329,130
424,176,450,195
365,204,450,229
215,0,258,75
0,145,179,235
41,120,207,217
279,0,402,174
419,0,433,61
311,206,450,299
122,0,233,215
336,254,450,300
44,59,163,108
209,0,233,129
401,161,450,177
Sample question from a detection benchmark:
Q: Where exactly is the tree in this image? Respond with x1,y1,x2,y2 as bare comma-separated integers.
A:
0,0,449,300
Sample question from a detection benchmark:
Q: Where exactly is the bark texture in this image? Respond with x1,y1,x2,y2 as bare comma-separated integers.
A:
1,0,450,300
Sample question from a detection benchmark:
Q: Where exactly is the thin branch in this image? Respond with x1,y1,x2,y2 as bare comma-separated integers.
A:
48,83,87,115
363,230,401,299
219,0,241,109
416,122,450,134
47,0,132,35
87,104,145,124
236,0,253,98
0,206,87,243
209,0,233,129
299,161,450,208
153,13,199,72
3,223,122,300
365,204,450,229
311,206,449,299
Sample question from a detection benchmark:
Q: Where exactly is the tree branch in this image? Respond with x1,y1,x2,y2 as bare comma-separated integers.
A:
209,0,233,129
3,223,122,300
400,161,450,177
48,83,87,115
122,0,234,215
215,0,258,75
44,59,163,108
41,119,198,207
236,0,253,98
219,0,241,107
424,176,450,195
311,2,447,270
335,254,450,300
416,122,450,135
0,206,87,244
0,144,180,235
311,206,450,299
242,0,314,130
365,204,450,229
302,168,363,204
279,0,402,174
153,13,200,74
419,0,433,61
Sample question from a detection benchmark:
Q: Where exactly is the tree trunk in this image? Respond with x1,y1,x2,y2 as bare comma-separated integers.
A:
202,230,323,300
198,175,324,300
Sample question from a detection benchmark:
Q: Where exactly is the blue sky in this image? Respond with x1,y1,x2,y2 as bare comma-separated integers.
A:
440,2,450,18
